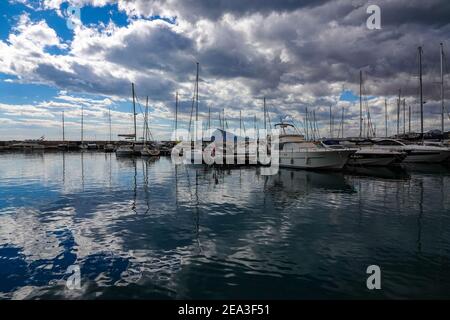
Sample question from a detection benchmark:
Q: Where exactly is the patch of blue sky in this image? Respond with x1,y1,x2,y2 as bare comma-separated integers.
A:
0,80,59,104
148,15,177,25
60,2,130,29
339,90,358,102
340,89,377,102
0,1,24,40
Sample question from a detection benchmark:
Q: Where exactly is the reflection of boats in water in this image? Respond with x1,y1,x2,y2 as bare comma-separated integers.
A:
344,166,410,180
401,163,450,175
266,168,354,194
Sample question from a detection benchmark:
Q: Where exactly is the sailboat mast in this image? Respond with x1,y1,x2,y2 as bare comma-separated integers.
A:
144,96,149,144
305,106,309,141
195,62,199,140
329,105,332,138
108,105,112,143
408,104,411,133
81,105,84,143
440,43,445,133
313,110,319,139
132,82,137,142
403,98,406,135
62,111,65,142
240,110,242,135
385,99,388,137
418,46,424,138
208,106,211,131
359,70,363,138
263,97,267,132
397,89,401,136
175,91,178,138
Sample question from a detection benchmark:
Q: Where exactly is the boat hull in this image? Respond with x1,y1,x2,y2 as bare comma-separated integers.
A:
404,150,450,163
347,149,404,166
348,156,396,167
279,150,354,170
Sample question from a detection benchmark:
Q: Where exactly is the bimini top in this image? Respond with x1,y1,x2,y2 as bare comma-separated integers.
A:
274,123,303,137
274,123,306,145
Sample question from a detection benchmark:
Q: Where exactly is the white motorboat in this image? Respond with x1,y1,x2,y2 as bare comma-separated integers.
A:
371,138,450,163
276,123,355,170
10,142,45,151
348,148,406,166
322,139,406,166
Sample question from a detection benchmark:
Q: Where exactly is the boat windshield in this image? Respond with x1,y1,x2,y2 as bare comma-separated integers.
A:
373,139,405,146
274,123,302,136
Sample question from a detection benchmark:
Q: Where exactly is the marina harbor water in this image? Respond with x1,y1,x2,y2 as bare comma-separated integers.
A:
1,152,450,299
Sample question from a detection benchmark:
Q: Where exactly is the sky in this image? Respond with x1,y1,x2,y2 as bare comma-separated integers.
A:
0,0,449,141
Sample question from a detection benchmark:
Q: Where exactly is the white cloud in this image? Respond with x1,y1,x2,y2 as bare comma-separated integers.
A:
2,0,450,139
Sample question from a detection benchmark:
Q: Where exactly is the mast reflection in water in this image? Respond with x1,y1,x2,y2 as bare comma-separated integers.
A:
0,152,450,299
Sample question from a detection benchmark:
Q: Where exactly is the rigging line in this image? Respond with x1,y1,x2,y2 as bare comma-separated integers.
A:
266,104,273,130
134,94,154,141
188,72,198,140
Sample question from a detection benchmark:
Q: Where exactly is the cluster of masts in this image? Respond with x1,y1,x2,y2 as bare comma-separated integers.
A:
356,44,446,140
176,45,447,143
58,44,447,147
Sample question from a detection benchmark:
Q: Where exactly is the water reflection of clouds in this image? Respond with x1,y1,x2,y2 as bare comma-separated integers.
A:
1,152,450,299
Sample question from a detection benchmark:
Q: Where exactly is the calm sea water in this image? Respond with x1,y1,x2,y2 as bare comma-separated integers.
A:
0,151,450,299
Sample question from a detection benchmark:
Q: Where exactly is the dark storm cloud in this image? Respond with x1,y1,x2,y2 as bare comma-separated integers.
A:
106,23,196,80
35,62,175,100
4,0,450,135
153,0,331,20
